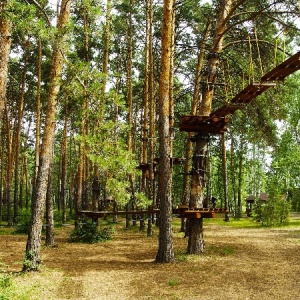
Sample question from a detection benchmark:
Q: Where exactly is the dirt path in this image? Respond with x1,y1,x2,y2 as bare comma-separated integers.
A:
1,220,300,300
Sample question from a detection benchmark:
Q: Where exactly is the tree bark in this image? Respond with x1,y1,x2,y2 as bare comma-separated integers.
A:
45,162,55,246
13,47,28,224
0,1,12,127
222,133,230,221
187,0,232,254
237,137,244,217
24,0,71,271
148,0,156,208
181,21,211,232
155,0,175,263
61,115,68,223
32,38,42,210
4,103,13,226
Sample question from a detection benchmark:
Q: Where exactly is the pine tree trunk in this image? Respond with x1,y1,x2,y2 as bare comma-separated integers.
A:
0,2,12,127
32,39,42,208
230,133,237,215
155,0,175,263
181,21,211,232
13,48,28,224
4,103,13,226
0,130,4,222
148,0,156,208
61,115,68,223
141,0,149,193
45,162,55,246
187,133,209,254
24,0,71,271
237,138,244,217
187,0,232,254
222,133,230,221
125,1,136,225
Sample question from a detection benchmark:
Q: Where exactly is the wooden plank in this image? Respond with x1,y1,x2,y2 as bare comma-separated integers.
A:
179,115,229,133
229,83,275,105
77,209,160,217
261,51,300,81
77,208,228,219
183,211,202,219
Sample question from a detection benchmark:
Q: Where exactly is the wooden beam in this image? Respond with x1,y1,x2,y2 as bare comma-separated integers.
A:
261,51,300,82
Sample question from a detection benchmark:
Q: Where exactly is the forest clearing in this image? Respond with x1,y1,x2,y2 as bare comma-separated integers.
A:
1,215,300,300
1,0,300,279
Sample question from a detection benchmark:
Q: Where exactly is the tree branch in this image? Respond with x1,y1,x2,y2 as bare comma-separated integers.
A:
24,0,52,27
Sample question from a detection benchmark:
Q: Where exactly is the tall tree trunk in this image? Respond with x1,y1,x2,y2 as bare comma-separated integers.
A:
0,1,12,127
237,137,244,217
45,161,55,246
24,0,71,271
155,0,175,263
222,133,230,221
4,103,13,226
141,0,149,193
126,0,135,226
61,115,68,223
148,0,156,208
187,0,232,254
32,39,42,208
230,133,237,215
181,21,211,232
13,47,28,224
19,121,31,209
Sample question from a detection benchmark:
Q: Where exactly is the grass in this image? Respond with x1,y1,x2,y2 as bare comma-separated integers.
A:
0,271,42,300
207,244,235,256
167,278,181,287
204,215,300,229
1,213,300,300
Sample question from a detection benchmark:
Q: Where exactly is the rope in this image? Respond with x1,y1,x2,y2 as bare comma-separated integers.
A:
274,38,278,67
226,58,234,100
283,29,286,62
248,34,254,83
222,62,229,103
254,27,263,77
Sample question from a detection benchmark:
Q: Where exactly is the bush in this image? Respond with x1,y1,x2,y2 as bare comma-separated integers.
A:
69,218,114,243
253,196,290,227
13,209,32,235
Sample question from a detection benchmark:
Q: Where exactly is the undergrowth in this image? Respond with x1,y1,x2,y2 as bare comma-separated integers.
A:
69,217,115,243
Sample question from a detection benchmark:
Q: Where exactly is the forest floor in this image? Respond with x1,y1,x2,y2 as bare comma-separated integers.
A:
1,214,300,300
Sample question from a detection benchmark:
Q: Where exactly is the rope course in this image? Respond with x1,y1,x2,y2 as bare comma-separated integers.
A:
77,207,228,220
77,52,299,222
179,51,300,134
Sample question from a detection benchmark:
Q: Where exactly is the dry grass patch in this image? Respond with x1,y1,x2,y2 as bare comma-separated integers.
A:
1,217,300,299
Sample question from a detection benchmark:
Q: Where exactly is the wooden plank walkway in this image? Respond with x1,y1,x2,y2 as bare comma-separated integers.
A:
179,51,300,134
77,207,228,219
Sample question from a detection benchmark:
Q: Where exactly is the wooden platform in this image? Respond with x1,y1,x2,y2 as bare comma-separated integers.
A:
77,207,228,220
179,115,229,134
261,51,300,81
77,209,160,218
179,52,300,134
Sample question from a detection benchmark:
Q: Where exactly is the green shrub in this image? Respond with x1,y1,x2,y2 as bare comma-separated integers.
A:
69,218,114,243
253,196,290,227
13,209,32,235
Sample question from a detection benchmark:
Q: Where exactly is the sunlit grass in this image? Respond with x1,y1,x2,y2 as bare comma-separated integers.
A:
204,216,262,228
